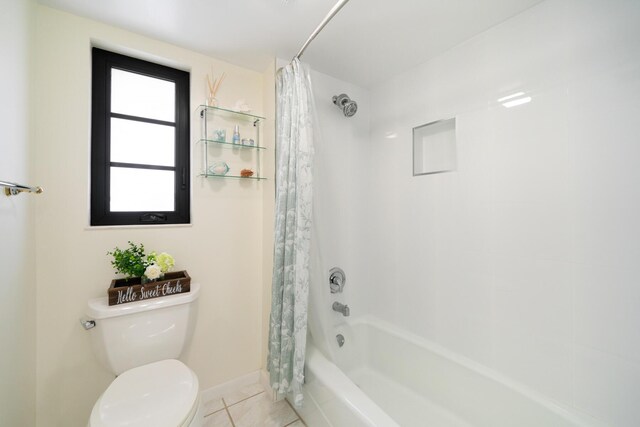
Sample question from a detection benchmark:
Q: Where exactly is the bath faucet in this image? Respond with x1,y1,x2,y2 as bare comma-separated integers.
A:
332,301,350,317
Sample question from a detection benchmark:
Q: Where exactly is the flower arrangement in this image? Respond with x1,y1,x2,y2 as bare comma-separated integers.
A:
108,241,175,283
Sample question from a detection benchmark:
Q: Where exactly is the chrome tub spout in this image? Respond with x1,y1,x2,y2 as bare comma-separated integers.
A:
332,301,350,317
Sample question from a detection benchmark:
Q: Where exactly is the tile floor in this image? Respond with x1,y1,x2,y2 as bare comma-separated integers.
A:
202,382,307,427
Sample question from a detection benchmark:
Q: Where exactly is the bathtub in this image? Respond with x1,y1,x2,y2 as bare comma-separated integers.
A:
296,317,604,427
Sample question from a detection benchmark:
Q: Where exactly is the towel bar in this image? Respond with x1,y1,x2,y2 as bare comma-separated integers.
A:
0,180,43,196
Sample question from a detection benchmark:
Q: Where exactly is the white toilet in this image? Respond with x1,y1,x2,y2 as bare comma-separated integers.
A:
84,283,203,427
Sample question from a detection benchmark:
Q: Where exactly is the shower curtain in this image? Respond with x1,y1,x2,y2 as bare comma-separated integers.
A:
267,58,315,406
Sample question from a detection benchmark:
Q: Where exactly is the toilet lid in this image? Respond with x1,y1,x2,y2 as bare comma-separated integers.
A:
90,359,199,427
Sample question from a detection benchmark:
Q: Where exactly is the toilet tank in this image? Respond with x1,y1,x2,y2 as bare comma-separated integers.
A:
85,283,200,375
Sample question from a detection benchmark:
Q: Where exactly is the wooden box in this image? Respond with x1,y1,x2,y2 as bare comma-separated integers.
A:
108,270,191,306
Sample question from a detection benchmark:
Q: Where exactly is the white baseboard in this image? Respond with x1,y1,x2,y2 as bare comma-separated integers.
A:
200,370,261,402
260,369,277,401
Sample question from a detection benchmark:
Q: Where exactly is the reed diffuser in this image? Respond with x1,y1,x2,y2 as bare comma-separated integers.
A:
206,70,225,107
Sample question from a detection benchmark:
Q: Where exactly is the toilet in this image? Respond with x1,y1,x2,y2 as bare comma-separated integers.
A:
84,283,203,427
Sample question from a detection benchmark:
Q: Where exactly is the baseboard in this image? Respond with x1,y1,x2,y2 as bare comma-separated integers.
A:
200,370,261,402
260,369,277,401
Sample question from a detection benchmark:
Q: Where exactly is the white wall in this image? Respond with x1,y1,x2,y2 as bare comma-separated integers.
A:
0,0,36,425
348,0,640,425
33,7,269,426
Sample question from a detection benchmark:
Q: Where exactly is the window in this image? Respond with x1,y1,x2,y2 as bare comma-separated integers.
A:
90,48,190,225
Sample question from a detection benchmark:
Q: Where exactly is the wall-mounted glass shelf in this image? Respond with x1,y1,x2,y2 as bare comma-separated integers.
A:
198,103,266,182
199,173,266,181
198,105,265,122
198,138,265,150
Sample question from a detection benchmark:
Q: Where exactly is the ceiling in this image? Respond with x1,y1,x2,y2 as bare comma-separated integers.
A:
37,0,542,87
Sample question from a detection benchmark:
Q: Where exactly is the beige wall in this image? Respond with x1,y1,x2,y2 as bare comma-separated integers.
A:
0,0,36,425
260,60,276,368
33,6,272,426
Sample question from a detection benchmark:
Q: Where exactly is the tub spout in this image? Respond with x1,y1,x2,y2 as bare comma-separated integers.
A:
332,301,350,317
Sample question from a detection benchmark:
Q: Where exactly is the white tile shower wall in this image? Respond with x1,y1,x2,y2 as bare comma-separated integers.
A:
307,67,371,334
362,0,640,425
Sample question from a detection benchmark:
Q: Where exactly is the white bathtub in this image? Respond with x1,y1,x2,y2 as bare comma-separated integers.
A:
296,317,604,427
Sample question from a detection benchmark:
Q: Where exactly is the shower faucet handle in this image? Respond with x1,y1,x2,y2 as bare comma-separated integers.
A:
329,267,346,293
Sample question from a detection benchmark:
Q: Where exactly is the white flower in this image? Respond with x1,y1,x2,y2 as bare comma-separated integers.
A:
144,264,162,280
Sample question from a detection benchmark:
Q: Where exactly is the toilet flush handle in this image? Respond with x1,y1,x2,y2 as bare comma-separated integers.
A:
80,318,96,330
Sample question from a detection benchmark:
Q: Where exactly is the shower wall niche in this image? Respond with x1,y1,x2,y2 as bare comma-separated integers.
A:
413,117,457,176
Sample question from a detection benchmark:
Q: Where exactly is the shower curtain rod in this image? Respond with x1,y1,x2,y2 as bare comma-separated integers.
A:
294,0,351,60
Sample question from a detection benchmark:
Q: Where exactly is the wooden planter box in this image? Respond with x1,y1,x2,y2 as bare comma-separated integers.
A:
108,270,191,306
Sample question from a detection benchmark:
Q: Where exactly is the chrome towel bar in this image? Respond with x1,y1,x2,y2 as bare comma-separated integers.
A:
0,180,43,196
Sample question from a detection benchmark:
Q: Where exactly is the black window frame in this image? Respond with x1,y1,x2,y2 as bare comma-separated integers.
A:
90,47,190,226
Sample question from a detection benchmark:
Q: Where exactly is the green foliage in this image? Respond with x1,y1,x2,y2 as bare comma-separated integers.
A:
107,241,149,278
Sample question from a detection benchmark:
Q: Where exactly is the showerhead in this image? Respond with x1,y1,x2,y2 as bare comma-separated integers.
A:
332,93,358,117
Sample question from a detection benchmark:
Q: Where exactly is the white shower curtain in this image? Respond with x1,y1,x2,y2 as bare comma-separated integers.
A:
267,59,315,406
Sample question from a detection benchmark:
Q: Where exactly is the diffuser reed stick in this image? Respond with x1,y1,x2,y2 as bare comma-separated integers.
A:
206,70,225,107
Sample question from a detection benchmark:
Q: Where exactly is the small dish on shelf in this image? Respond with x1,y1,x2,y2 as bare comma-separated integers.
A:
208,161,230,176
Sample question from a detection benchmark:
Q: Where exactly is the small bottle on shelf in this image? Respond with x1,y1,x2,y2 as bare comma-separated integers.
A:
232,125,240,145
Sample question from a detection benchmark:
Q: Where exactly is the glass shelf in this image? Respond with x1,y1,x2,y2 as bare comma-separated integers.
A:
198,103,266,182
198,105,265,122
198,138,265,150
199,173,266,181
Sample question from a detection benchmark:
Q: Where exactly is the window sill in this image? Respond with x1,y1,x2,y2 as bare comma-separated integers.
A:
85,223,193,231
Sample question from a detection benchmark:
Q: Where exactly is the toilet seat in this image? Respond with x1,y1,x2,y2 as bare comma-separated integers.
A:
89,359,200,427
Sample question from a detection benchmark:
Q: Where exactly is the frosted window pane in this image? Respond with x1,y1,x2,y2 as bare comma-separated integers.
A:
110,167,174,212
111,118,175,166
111,68,175,122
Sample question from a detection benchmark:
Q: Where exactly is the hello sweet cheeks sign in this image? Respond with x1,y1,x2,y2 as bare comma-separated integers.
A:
108,271,191,306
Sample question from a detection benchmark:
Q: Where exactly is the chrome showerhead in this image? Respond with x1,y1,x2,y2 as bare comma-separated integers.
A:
332,93,358,117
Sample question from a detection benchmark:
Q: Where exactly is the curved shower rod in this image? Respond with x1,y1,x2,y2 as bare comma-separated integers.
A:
294,0,351,60
1,180,43,196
